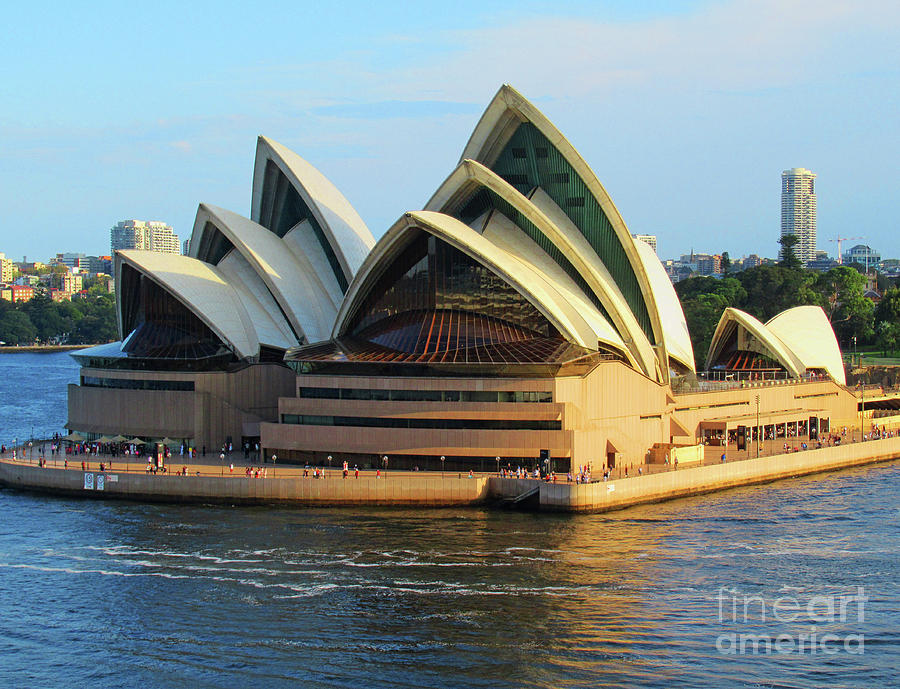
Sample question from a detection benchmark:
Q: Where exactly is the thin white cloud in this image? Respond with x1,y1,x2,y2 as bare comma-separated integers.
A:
381,0,900,101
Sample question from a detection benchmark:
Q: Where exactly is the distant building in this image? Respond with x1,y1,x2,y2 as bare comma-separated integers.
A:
0,285,34,302
182,238,191,255
781,168,817,264
663,260,694,283
741,254,763,270
53,252,87,269
678,252,721,276
806,256,839,273
696,254,722,276
95,256,113,274
632,234,657,254
61,272,83,294
843,244,880,268
0,254,13,283
15,261,45,272
50,288,72,302
110,220,180,256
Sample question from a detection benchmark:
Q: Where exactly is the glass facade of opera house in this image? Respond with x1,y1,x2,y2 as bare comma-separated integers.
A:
66,86,859,471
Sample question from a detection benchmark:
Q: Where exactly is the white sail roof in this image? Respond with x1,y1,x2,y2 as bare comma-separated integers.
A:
766,306,846,385
115,251,258,360
251,136,375,283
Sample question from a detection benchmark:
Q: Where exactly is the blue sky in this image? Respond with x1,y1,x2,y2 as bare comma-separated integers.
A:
1,0,897,262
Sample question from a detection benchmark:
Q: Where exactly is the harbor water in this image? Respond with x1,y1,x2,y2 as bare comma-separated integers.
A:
0,352,897,688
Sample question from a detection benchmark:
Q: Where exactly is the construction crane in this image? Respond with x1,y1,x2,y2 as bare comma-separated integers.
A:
828,236,863,264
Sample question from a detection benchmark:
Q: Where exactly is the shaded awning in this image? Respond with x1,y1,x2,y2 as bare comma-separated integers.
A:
699,408,825,431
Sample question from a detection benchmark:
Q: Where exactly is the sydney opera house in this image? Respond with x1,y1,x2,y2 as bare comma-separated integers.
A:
67,86,857,471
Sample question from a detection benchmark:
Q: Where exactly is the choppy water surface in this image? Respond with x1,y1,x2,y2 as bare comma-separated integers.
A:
0,352,897,688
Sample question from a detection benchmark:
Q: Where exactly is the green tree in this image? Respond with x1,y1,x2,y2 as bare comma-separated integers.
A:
875,286,900,325
675,276,747,368
70,293,117,343
0,310,37,345
721,251,731,276
876,321,900,357
738,265,819,321
675,276,746,305
814,267,875,342
22,293,64,342
778,234,802,269
681,294,729,369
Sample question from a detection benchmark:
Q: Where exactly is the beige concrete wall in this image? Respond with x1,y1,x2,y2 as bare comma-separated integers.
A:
261,421,571,461
279,398,564,422
5,437,895,511
67,363,295,448
538,436,900,512
673,379,859,435
68,385,197,438
262,362,862,472
0,462,490,506
554,360,669,468
265,373,572,463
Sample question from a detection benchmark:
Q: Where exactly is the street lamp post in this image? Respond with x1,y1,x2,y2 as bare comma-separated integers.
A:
382,455,388,475
496,456,500,476
440,455,445,477
852,335,857,369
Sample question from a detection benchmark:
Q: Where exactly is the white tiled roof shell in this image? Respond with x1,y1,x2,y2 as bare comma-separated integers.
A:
115,251,258,360
766,306,846,385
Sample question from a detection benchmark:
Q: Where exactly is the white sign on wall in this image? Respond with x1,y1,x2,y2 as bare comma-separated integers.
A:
83,473,94,490
96,475,105,491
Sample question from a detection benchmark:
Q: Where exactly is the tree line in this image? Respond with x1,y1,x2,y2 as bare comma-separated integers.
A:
676,236,900,369
0,283,117,345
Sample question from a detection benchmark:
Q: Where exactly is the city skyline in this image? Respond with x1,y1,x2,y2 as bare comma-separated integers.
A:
1,0,897,261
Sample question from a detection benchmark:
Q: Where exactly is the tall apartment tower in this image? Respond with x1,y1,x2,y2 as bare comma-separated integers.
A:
780,168,817,264
110,220,180,256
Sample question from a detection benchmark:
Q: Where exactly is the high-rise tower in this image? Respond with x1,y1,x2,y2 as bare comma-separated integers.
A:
780,168,817,264
110,220,180,256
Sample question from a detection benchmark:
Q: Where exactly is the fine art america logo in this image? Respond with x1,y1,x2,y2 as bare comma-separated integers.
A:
715,587,867,655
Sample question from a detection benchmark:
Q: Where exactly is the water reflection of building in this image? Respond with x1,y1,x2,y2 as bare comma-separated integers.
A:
67,86,858,469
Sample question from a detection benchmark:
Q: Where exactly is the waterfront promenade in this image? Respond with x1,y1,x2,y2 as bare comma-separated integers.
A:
2,430,898,512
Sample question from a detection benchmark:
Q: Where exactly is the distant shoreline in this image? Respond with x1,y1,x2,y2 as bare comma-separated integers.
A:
0,344,94,354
